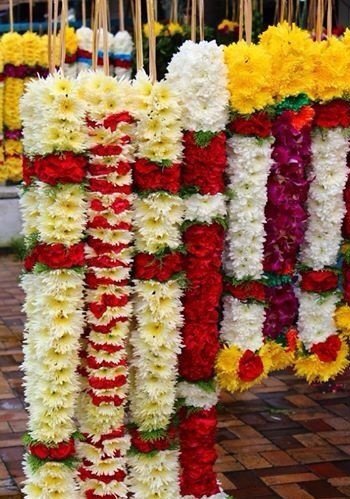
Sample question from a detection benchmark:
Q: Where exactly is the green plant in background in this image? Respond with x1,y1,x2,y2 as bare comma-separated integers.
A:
10,236,26,261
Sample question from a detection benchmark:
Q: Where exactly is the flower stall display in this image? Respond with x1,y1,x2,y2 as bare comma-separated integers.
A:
128,70,184,499
20,72,87,498
113,31,134,80
167,40,229,499
76,71,134,498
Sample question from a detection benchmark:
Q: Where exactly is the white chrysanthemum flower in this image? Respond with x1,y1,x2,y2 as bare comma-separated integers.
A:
177,381,219,409
185,193,226,223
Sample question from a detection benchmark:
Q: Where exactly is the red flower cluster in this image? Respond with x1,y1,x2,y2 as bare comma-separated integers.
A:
29,438,75,461
33,152,87,185
130,427,177,454
182,131,226,194
103,111,133,131
311,335,341,362
134,252,183,281
238,350,264,382
343,263,350,304
300,269,338,293
225,280,266,302
133,159,181,193
313,100,350,129
22,156,35,186
24,242,85,271
179,407,220,498
179,223,224,381
229,112,272,138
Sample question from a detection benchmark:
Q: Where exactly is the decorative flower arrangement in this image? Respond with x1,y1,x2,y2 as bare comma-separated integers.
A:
20,72,87,497
295,101,350,382
113,31,134,80
128,71,184,499
75,72,134,499
168,40,229,499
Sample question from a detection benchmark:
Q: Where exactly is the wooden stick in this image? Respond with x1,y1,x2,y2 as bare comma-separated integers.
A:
29,0,33,31
327,0,332,36
119,0,125,31
174,0,178,23
191,0,196,42
135,0,143,71
102,0,109,75
60,0,67,71
198,0,204,41
244,0,252,43
48,0,54,73
9,0,14,32
287,0,293,24
82,0,86,26
239,0,243,39
280,0,286,22
146,0,157,82
92,0,99,70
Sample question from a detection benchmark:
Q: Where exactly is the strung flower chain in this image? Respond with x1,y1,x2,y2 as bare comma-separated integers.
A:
262,106,313,372
76,73,134,499
296,100,350,383
217,114,273,394
113,31,133,80
128,71,184,499
20,72,87,498
168,40,229,499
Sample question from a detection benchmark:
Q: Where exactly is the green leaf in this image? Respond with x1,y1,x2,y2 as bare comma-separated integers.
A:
193,130,217,148
140,428,167,442
179,185,200,198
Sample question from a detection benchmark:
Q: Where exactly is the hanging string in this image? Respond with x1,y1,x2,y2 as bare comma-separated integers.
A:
9,0,14,32
119,0,125,31
327,0,332,37
82,0,86,26
48,0,54,73
198,0,204,41
135,0,143,71
244,0,252,43
191,0,196,42
146,0,157,82
239,0,243,39
29,0,33,31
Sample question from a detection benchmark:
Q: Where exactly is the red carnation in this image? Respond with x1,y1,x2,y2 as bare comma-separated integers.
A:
36,242,85,269
225,281,266,302
313,100,350,129
33,152,87,185
238,350,264,382
103,112,133,131
29,442,50,460
300,270,338,293
88,375,127,389
229,112,272,138
49,439,75,460
90,144,123,156
22,156,35,185
134,158,181,193
184,223,224,258
134,252,183,281
311,335,341,362
89,178,132,195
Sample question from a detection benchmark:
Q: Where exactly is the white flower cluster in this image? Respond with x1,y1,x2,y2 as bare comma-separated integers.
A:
301,128,349,269
297,291,338,349
128,450,181,499
166,40,229,132
133,71,183,163
23,460,79,499
177,381,219,409
184,193,226,224
76,26,93,72
113,31,134,80
21,73,87,157
224,135,273,280
221,296,265,352
20,188,40,238
133,192,184,253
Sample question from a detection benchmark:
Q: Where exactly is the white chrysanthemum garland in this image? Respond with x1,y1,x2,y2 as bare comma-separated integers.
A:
20,72,88,498
168,40,230,499
75,71,135,499
128,71,184,499
296,123,350,382
113,31,133,80
76,27,93,73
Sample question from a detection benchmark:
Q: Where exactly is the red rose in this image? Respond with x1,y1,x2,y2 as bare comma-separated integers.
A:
229,112,272,138
133,158,181,193
300,270,338,293
49,439,75,460
238,350,264,382
184,223,224,258
134,252,183,281
36,242,85,269
311,334,341,362
103,111,133,131
225,281,266,302
313,100,350,128
34,152,87,185
29,442,50,460
22,156,35,185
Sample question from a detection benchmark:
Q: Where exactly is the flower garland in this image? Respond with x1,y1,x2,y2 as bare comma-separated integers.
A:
113,31,133,80
262,105,314,371
168,40,229,499
295,100,350,383
63,26,78,78
20,72,87,498
0,43,4,183
76,72,134,499
128,71,184,499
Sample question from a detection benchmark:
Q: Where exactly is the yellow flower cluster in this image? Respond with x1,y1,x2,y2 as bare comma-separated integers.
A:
143,21,164,38
64,26,78,56
218,19,238,32
334,304,350,336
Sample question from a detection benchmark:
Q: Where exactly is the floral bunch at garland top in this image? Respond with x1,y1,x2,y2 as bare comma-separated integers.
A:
20,72,87,498
129,70,184,499
168,40,229,499
113,31,134,80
